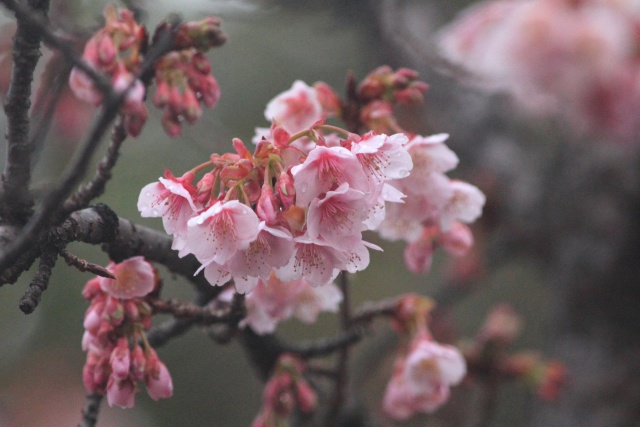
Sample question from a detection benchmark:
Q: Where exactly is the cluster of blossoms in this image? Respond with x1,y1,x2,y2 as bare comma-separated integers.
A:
216,272,342,334
277,78,486,270
252,355,317,427
69,5,223,137
438,0,640,141
139,122,412,293
69,5,148,136
383,295,467,419
152,18,222,136
357,66,430,133
256,78,484,274
82,257,173,408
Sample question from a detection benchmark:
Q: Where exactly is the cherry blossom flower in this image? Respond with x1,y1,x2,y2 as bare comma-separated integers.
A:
185,200,261,265
351,132,413,185
263,80,323,134
306,183,368,251
138,171,199,254
145,348,174,401
440,180,486,231
99,256,156,300
291,145,369,207
276,236,345,287
383,333,467,419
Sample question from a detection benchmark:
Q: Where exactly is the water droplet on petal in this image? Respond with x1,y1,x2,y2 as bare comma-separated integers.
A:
196,217,204,225
145,192,152,197
398,169,409,178
151,209,160,216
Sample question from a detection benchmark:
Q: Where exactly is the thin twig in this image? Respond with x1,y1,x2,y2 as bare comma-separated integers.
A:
59,248,115,279
149,297,245,325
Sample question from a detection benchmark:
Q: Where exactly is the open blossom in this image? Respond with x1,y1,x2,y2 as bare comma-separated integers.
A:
138,171,199,254
100,256,156,299
264,80,323,134
306,183,368,250
138,73,482,290
186,200,261,265
383,333,467,419
291,145,370,206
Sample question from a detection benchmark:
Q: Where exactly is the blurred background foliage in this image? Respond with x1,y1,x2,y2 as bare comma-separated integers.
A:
0,0,561,426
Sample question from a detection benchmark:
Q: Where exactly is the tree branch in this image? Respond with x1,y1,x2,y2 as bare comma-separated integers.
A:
0,0,51,224
62,118,127,215
78,392,102,427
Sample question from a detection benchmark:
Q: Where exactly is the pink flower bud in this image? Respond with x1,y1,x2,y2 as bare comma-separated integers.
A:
84,302,104,332
313,81,342,117
83,353,101,392
103,296,124,326
192,52,211,74
110,338,131,381
130,344,146,382
182,88,202,124
404,238,434,274
145,348,173,400
96,35,116,68
394,87,425,105
107,377,136,408
257,184,279,223
168,85,182,113
123,300,140,321
201,74,221,108
162,109,182,137
358,79,385,101
275,172,296,210
295,380,317,413
438,222,474,257
153,79,170,108
82,278,103,300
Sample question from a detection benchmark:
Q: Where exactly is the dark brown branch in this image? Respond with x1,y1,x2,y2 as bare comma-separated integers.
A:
326,271,352,424
0,0,51,224
78,392,102,427
18,247,57,313
62,118,127,214
0,15,180,277
0,90,129,273
149,295,246,325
